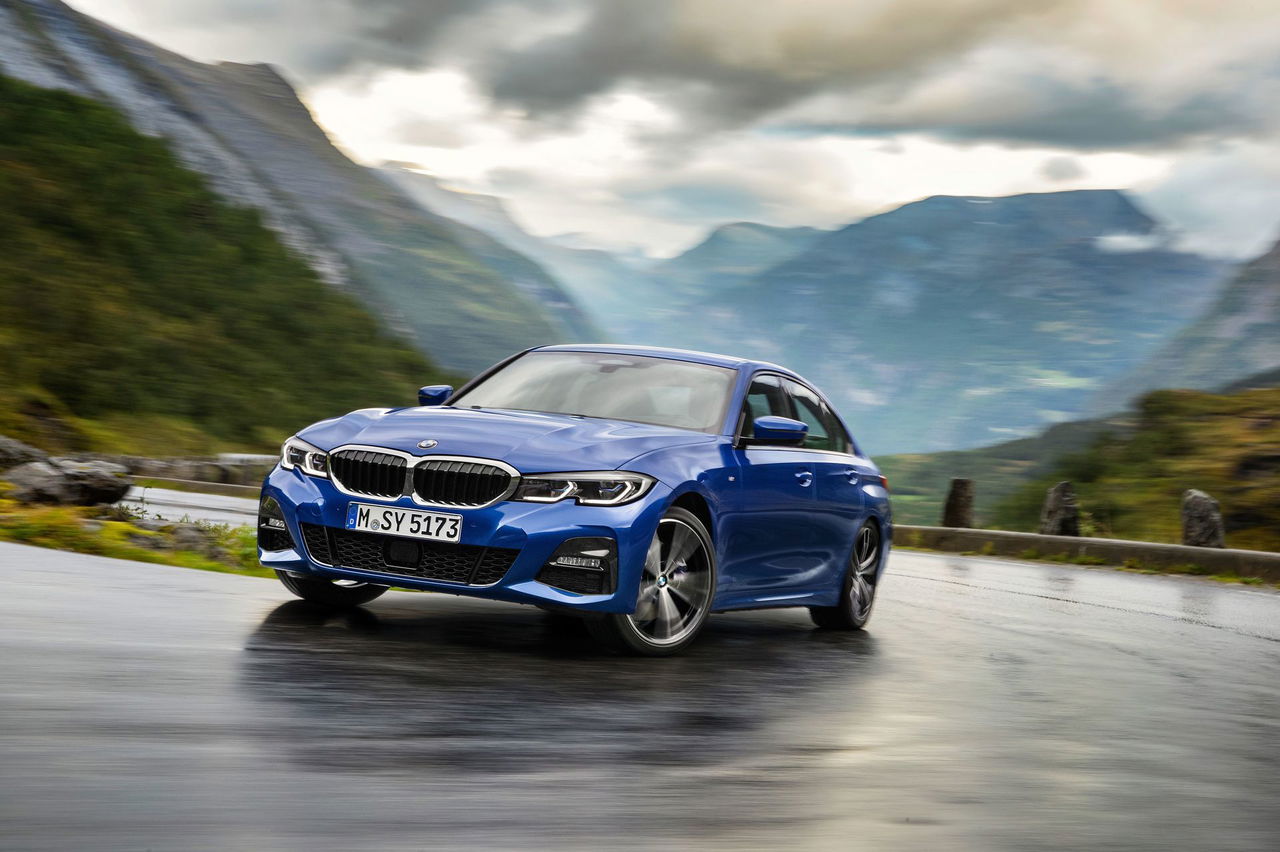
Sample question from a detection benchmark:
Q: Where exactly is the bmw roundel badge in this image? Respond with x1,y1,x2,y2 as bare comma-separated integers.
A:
417,439,438,450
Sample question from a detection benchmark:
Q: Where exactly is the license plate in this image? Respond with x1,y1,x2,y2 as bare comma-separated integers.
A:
345,502,462,543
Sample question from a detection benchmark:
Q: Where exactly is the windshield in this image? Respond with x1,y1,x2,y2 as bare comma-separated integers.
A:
451,351,736,433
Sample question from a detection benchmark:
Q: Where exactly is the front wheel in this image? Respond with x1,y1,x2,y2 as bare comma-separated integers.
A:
810,520,882,630
587,506,715,656
275,570,388,608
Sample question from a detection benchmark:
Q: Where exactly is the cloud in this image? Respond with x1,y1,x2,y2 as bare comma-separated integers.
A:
71,0,1280,257
1135,140,1280,259
1041,156,1085,181
76,0,1280,150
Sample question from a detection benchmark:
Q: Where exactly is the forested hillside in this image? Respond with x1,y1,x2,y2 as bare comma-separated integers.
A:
878,414,1129,525
0,74,448,454
0,0,578,373
991,387,1280,551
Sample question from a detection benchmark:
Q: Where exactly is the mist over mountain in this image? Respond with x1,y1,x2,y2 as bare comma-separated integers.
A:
377,164,658,338
0,0,579,372
1092,237,1280,410
652,222,826,300
637,190,1230,453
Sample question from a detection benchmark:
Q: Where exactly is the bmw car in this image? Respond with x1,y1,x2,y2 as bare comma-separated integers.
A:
258,345,891,655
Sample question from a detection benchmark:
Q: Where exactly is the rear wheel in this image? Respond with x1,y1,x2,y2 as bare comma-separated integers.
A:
587,507,715,656
810,520,882,630
275,570,388,608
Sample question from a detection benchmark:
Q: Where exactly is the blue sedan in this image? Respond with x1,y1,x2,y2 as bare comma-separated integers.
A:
258,345,891,655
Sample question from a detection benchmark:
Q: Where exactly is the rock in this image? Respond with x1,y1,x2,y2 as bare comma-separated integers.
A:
164,459,201,481
132,518,172,532
4,461,67,503
169,522,220,557
0,435,48,471
1182,489,1225,548
56,459,133,505
1039,481,1080,536
4,458,131,505
194,462,229,484
941,478,974,528
126,531,166,550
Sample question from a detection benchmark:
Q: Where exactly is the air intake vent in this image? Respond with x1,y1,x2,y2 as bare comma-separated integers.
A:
329,449,407,498
413,459,513,507
299,524,517,585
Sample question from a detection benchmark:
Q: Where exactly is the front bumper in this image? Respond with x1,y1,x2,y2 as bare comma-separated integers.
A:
258,465,671,613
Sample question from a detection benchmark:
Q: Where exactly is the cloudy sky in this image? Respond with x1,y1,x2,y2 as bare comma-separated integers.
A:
76,0,1280,258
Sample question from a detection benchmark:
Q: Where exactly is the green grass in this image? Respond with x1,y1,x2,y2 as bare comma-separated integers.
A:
0,497,271,578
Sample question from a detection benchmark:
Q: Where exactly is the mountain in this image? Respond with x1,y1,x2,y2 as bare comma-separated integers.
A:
1093,237,1280,409
652,222,825,299
0,0,575,372
0,72,447,454
642,190,1229,453
1220,365,1280,392
378,164,653,337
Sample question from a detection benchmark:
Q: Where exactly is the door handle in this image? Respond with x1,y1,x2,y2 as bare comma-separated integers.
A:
795,470,813,487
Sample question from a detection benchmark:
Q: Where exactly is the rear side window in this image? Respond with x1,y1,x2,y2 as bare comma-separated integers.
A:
784,380,852,454
739,374,790,437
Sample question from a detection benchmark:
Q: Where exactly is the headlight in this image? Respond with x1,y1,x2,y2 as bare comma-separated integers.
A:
513,471,655,506
280,436,329,478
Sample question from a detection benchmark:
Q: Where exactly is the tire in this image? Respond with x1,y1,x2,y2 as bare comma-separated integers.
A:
275,569,388,608
587,506,716,656
810,520,882,630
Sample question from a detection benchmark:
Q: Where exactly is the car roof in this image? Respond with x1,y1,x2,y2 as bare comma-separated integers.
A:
530,343,801,378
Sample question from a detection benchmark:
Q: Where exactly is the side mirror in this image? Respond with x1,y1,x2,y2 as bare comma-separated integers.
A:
417,385,453,407
749,415,808,446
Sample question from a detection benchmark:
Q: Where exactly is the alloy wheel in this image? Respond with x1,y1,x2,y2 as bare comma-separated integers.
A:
849,523,880,620
628,518,713,646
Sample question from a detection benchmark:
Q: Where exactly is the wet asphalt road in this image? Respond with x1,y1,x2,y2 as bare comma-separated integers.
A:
2,541,1279,851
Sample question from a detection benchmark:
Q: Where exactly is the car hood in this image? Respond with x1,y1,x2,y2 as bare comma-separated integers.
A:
299,406,717,473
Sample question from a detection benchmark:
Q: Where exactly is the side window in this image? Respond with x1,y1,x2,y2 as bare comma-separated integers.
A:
784,380,851,453
739,375,790,438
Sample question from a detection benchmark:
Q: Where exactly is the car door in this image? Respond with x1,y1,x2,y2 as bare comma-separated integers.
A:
717,374,820,599
782,379,865,589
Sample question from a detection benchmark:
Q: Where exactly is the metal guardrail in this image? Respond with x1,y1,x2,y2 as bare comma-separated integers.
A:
895,525,1280,582
132,477,261,498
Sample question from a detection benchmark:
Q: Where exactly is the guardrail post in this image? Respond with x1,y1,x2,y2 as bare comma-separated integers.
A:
1182,489,1225,548
1039,480,1080,536
941,478,974,528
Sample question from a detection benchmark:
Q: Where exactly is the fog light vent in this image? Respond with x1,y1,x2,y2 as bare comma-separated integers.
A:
537,537,617,595
257,496,295,552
